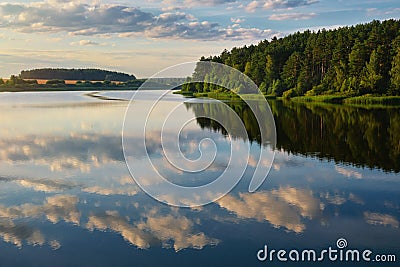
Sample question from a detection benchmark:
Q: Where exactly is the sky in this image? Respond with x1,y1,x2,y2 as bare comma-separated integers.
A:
0,0,400,78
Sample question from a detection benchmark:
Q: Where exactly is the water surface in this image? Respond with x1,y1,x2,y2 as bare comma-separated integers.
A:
0,91,398,266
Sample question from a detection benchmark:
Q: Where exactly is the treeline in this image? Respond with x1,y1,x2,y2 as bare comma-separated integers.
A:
183,19,400,97
0,75,184,91
20,68,136,82
0,75,144,91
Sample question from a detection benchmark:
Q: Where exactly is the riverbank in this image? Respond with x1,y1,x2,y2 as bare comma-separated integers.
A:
175,91,400,107
290,95,400,106
174,91,277,100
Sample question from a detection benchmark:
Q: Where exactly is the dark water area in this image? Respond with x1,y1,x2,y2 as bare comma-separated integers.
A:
189,99,400,173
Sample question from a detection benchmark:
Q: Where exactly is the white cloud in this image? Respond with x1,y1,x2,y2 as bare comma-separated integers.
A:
0,195,81,225
0,1,276,41
364,212,399,228
263,0,318,9
49,240,61,250
86,210,219,251
83,185,138,196
70,40,100,46
349,193,364,205
16,178,78,193
86,212,153,249
245,1,260,12
384,7,400,15
245,0,318,12
161,6,182,12
217,187,322,233
165,0,237,8
323,192,347,205
269,12,317,21
335,165,362,179
0,134,123,173
0,221,45,248
137,212,219,251
367,7,400,16
186,0,236,6
231,17,246,23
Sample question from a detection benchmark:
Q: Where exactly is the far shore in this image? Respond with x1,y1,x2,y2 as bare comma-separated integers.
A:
0,86,139,92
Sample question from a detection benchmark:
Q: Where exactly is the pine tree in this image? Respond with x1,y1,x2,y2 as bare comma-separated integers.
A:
259,82,267,94
264,54,274,88
281,52,302,89
390,48,400,95
360,49,383,94
244,62,251,77
271,79,284,96
349,40,368,77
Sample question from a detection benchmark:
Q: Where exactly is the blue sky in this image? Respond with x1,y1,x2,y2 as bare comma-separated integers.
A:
0,0,399,78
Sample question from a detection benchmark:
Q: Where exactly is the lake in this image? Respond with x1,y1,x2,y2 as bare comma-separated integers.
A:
0,90,399,266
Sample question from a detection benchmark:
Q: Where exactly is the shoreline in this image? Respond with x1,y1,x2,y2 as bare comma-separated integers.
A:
3,88,400,107
174,91,400,107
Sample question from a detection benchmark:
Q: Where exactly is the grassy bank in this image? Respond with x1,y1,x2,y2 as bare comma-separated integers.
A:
289,95,400,107
343,96,400,105
290,95,348,104
175,90,400,107
174,90,277,100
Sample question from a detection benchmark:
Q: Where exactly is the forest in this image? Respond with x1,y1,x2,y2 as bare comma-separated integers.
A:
182,19,400,97
20,68,136,82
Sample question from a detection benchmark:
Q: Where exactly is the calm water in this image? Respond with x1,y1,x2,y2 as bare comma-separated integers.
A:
0,91,399,266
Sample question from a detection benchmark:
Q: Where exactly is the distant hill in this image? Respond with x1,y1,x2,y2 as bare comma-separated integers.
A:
20,68,136,82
